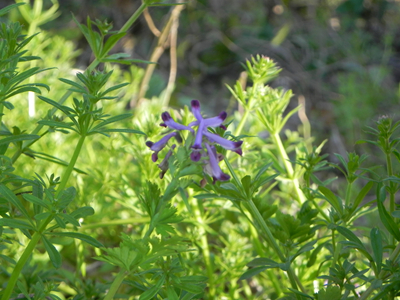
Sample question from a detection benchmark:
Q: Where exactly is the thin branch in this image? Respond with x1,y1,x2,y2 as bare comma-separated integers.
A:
143,8,161,37
132,2,185,107
163,3,181,106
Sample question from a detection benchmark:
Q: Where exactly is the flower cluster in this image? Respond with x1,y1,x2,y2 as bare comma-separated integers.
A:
146,100,243,183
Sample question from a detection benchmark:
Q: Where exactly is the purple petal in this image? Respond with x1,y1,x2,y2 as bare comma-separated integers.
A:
190,150,202,162
203,131,243,153
161,112,193,132
158,144,176,177
232,148,243,156
203,111,227,127
191,100,203,121
146,132,176,162
188,120,199,127
147,132,177,152
205,143,230,183
192,119,205,149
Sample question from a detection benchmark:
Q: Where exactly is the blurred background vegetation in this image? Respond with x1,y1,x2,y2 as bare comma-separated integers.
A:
2,0,400,155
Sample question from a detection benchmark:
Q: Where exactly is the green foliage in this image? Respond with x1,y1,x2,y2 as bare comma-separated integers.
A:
2,1,400,300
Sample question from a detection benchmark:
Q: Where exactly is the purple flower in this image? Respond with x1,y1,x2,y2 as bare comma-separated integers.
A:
204,143,230,183
146,132,177,162
160,112,193,132
189,100,235,161
203,131,243,155
158,144,176,179
147,100,243,183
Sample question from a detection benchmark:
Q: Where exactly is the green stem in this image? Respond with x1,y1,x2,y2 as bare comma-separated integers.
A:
234,79,261,138
0,103,4,127
248,200,284,261
193,198,215,297
385,150,396,249
1,215,53,300
271,132,305,203
234,108,250,137
331,229,341,268
310,198,330,222
266,269,283,296
247,200,306,296
56,134,86,196
104,270,128,300
120,2,148,35
385,152,395,214
332,181,353,269
345,182,352,208
305,173,330,222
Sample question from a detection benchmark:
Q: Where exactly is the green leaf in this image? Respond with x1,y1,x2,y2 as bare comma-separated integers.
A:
57,187,77,208
239,266,268,280
95,128,145,135
90,113,132,131
287,288,314,299
0,253,16,265
61,213,81,227
101,83,129,96
318,186,343,214
3,101,14,110
0,3,25,17
336,226,374,262
291,241,316,261
0,185,31,221
253,162,273,183
307,242,328,267
351,181,374,214
5,86,42,99
7,67,52,88
318,286,341,300
30,151,87,174
100,57,156,65
16,281,31,300
38,96,75,118
377,186,400,241
0,218,35,230
241,175,251,197
166,286,178,300
0,134,39,146
37,120,75,130
72,15,102,58
34,212,51,221
370,228,382,274
139,275,165,300
49,232,103,248
194,194,216,200
101,33,127,57
23,194,49,209
58,78,85,91
42,235,62,268
336,226,365,250
247,257,279,268
173,275,207,295
173,282,204,295
55,215,66,229
69,206,95,219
